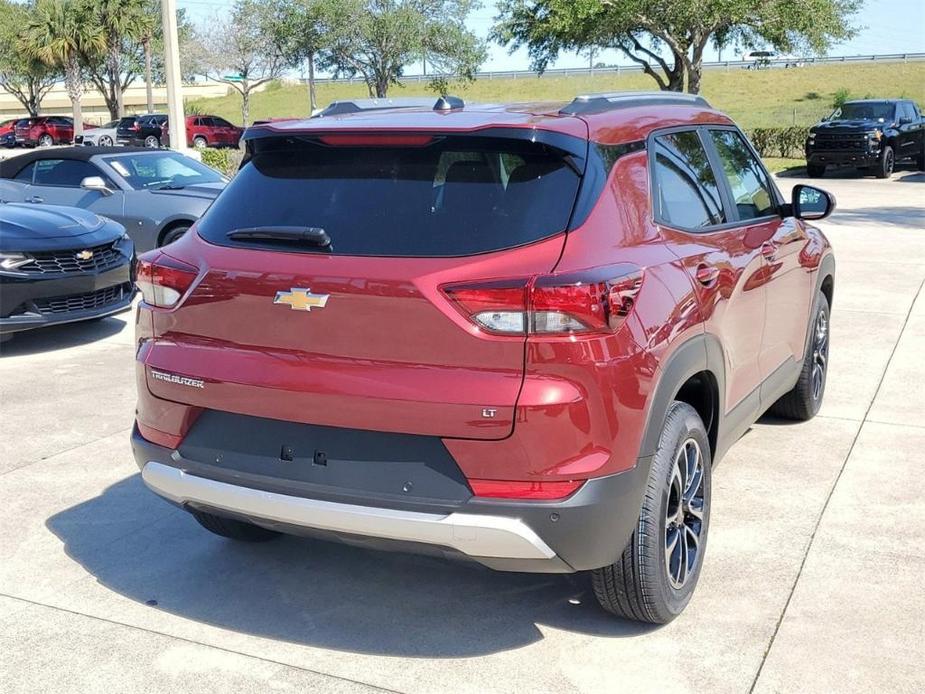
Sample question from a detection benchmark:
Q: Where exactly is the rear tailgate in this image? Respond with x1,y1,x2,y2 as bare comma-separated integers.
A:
141,129,586,440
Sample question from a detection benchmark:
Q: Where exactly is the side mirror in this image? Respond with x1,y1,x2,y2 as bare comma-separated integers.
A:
792,184,835,221
80,176,112,196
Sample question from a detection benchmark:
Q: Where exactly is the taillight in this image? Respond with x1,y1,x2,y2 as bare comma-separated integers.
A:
130,122,140,131
469,479,584,500
442,265,642,337
135,251,198,308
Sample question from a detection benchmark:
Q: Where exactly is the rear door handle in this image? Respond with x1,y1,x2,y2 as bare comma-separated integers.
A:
25,195,43,204
760,242,778,259
695,264,720,287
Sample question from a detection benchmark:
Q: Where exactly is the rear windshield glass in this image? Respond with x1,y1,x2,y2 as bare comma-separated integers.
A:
196,136,581,257
833,102,896,122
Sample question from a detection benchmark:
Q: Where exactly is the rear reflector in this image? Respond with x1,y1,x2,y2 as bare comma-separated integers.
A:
469,479,584,500
136,422,183,449
135,251,199,308
442,265,642,336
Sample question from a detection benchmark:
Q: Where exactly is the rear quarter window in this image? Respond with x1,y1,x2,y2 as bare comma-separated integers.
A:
196,136,582,257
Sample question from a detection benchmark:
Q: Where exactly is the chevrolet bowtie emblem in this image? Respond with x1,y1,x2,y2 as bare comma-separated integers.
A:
75,249,94,261
273,288,330,312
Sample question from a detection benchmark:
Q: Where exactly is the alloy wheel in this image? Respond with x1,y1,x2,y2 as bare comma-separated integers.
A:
885,150,894,175
99,135,113,146
811,309,829,401
664,438,706,589
145,135,159,148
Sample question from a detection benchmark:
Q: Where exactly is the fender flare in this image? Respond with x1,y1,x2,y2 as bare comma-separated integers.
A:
637,333,726,460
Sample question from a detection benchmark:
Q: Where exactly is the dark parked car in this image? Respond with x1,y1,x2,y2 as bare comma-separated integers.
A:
162,115,244,149
117,114,168,148
0,118,17,148
0,147,227,251
806,99,925,178
0,201,134,338
133,93,836,624
14,116,89,147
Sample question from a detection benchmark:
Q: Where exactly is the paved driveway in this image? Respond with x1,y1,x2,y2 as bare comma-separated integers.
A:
1,170,923,693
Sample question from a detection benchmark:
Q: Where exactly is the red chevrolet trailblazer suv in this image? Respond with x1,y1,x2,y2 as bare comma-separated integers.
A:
132,93,835,623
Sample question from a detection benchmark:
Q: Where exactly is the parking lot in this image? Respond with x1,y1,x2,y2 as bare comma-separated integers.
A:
0,169,922,693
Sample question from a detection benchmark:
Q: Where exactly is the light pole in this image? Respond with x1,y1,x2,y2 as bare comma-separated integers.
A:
161,0,186,153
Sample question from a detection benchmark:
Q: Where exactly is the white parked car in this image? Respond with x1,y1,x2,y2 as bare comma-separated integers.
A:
75,120,119,147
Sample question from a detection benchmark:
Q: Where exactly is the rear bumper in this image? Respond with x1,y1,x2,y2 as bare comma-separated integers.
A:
132,424,650,573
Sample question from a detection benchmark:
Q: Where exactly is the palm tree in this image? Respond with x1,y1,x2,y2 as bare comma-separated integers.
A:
24,0,105,138
94,0,150,118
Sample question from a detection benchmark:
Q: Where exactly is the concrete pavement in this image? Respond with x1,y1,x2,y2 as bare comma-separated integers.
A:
1,169,923,693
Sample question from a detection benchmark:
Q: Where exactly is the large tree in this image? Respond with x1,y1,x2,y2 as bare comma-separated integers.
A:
321,0,487,98
492,0,862,94
267,0,336,113
0,0,60,116
80,0,150,120
25,0,106,137
197,0,292,125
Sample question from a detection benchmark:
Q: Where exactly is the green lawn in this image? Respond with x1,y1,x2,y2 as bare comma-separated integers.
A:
188,61,925,129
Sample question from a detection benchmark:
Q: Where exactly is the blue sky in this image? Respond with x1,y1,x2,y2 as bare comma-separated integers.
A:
178,0,925,72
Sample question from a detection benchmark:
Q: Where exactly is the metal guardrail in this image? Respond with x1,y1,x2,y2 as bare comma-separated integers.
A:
307,52,925,85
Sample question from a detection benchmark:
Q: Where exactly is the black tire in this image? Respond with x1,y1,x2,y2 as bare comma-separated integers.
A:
806,163,825,178
190,509,281,542
875,145,894,179
160,225,189,246
591,401,712,624
770,292,830,421
144,134,160,148
916,143,924,171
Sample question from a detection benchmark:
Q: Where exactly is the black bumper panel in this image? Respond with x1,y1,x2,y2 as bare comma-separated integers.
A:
806,150,879,166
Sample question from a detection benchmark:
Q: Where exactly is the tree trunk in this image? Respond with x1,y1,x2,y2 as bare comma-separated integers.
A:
108,41,124,118
686,38,706,94
307,52,316,113
144,38,154,113
65,54,84,138
375,73,388,98
241,88,250,126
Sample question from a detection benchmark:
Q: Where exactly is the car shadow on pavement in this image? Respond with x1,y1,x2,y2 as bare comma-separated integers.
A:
0,314,129,357
46,474,657,657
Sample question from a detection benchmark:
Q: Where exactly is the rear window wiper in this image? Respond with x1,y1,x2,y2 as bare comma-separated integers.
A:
227,226,332,251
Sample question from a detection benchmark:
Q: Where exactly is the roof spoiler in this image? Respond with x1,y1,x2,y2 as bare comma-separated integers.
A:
560,91,711,115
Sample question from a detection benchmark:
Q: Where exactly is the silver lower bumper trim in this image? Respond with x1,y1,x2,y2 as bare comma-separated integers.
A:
141,462,556,560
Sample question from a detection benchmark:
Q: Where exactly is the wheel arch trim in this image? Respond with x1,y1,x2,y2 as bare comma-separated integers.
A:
638,333,726,461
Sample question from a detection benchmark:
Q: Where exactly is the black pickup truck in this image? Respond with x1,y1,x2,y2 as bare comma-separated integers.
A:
805,99,925,178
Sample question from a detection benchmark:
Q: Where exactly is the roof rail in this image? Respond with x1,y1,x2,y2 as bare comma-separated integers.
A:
560,91,711,115
433,95,465,111
315,97,438,117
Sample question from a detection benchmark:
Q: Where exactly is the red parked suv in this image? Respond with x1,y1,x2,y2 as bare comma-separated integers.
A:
14,116,84,147
162,115,244,149
132,93,836,623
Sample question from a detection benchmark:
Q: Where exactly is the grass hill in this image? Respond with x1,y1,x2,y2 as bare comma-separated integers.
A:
188,61,925,130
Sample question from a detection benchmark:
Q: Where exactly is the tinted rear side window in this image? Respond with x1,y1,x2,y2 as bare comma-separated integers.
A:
196,136,582,257
652,131,726,229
